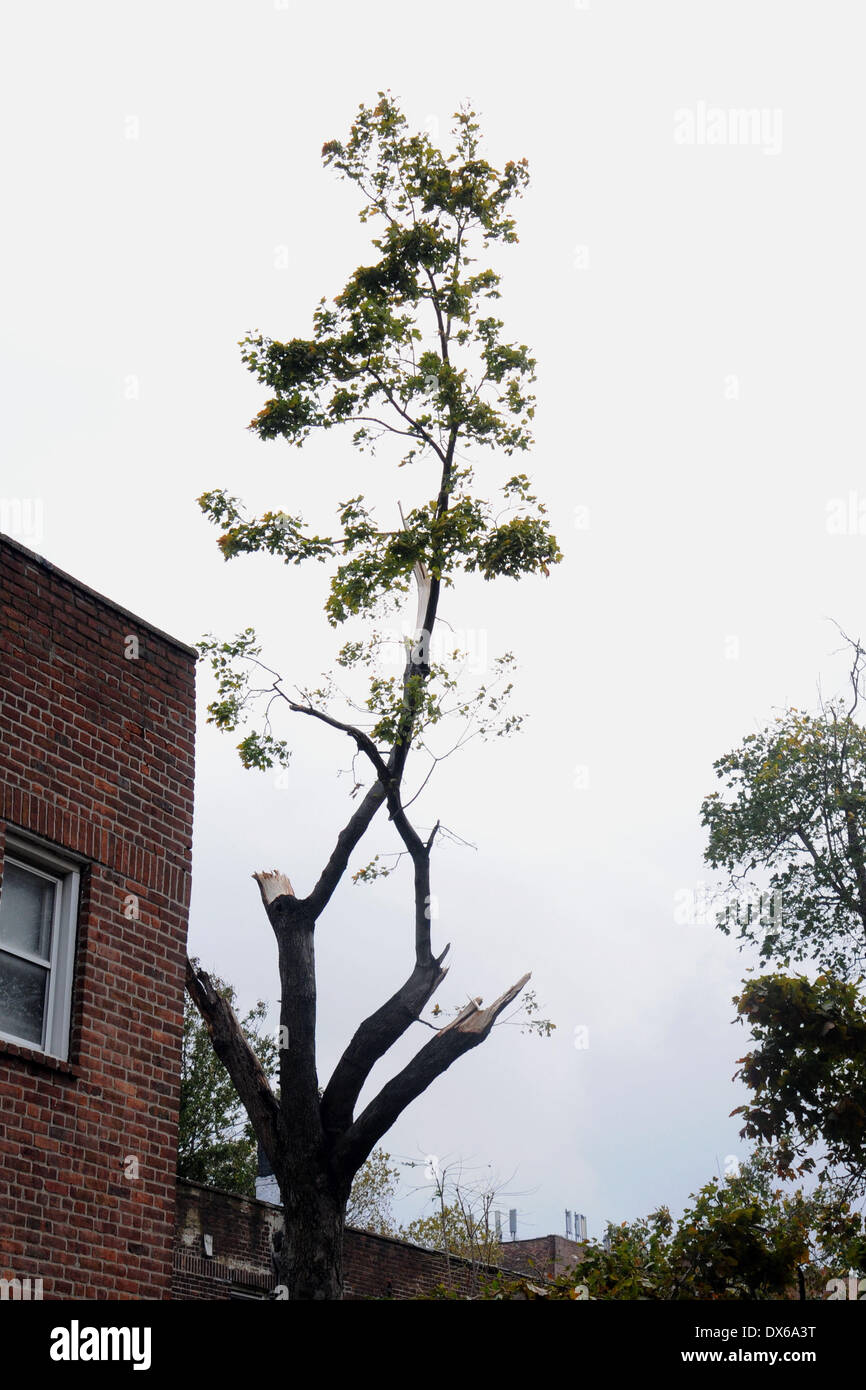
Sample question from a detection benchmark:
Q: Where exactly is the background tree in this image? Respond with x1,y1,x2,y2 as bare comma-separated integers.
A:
574,1159,861,1301
188,93,560,1299
701,635,866,1203
470,1154,865,1300
398,1157,509,1292
178,967,277,1197
701,635,866,977
345,1148,401,1236
731,972,866,1196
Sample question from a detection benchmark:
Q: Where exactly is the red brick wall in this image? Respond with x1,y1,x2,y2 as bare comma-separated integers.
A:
173,1182,278,1299
344,1227,500,1300
173,1180,528,1301
499,1234,585,1279
0,536,196,1299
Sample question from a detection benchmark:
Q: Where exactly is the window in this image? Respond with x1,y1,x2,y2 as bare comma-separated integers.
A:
0,833,81,1060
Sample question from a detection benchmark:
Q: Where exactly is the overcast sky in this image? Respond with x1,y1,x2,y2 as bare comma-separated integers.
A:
3,0,865,1241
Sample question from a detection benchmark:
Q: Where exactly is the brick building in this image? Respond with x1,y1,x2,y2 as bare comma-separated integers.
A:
0,534,196,1298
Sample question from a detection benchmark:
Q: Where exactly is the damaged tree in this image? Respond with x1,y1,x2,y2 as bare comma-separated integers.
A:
190,94,561,1299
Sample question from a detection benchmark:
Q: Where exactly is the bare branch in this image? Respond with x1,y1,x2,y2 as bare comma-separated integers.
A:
320,947,451,1140
304,779,388,921
185,957,285,1174
368,367,446,464
334,972,531,1182
276,688,389,780
382,784,435,964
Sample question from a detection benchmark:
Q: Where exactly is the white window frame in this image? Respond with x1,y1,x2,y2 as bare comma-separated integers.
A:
0,832,81,1060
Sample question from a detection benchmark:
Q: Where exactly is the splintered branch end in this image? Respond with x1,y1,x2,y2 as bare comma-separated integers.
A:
441,971,532,1038
253,869,296,908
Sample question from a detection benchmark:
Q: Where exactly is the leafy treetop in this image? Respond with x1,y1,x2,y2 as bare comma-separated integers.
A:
198,93,560,781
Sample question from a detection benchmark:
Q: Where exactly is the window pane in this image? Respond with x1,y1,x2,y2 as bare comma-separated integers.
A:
0,950,47,1045
0,861,55,959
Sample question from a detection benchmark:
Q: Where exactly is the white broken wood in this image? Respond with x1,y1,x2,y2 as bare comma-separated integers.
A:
253,870,296,908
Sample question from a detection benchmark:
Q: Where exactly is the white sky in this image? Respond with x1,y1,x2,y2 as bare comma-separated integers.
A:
3,0,865,1240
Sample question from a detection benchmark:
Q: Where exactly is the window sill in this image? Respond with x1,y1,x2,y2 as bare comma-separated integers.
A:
0,1038,81,1078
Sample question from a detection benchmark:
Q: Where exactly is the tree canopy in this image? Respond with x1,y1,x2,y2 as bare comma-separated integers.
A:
731,972,866,1193
198,92,560,781
702,641,866,977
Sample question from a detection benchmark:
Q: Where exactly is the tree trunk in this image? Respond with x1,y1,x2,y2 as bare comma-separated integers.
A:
187,880,529,1301
273,1169,346,1301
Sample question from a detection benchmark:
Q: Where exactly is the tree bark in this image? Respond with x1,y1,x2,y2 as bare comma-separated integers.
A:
272,1169,346,1300
320,951,449,1140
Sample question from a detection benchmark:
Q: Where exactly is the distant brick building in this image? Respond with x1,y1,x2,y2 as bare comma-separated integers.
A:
494,1233,585,1280
0,535,196,1298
